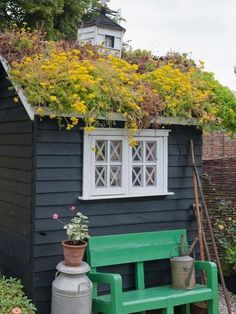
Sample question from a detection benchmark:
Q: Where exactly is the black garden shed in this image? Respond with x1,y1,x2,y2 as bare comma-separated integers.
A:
0,58,202,313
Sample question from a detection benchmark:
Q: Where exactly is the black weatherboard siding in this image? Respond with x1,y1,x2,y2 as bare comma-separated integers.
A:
35,117,201,314
0,60,202,313
0,64,33,296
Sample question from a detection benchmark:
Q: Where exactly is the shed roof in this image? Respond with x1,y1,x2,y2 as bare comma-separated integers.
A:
82,11,126,32
0,56,199,126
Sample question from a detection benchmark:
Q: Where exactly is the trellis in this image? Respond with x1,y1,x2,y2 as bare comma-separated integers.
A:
203,157,236,259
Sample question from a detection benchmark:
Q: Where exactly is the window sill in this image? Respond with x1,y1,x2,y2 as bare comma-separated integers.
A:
78,192,174,201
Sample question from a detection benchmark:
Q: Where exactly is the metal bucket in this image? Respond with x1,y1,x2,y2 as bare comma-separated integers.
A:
170,255,196,290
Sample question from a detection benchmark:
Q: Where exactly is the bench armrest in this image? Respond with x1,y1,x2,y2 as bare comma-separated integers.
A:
89,272,123,308
195,261,218,290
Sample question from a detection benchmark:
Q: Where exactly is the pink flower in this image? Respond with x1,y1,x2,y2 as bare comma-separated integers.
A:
70,206,76,211
52,213,59,220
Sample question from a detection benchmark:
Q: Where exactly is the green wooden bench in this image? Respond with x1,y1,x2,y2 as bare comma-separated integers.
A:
86,229,218,314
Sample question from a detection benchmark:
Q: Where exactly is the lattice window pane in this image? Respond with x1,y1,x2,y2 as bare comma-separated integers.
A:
95,140,107,162
146,141,156,162
95,166,107,187
110,141,122,162
146,166,156,186
132,166,143,186
110,166,122,187
132,142,143,162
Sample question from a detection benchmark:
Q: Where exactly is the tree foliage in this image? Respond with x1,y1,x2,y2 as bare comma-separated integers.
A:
0,0,100,39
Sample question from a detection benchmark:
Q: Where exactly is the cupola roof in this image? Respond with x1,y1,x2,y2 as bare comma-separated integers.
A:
82,7,125,31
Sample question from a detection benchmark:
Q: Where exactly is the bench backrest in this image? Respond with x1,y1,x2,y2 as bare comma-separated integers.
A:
87,229,187,268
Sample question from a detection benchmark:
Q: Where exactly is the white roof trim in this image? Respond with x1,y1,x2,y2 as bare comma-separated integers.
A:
0,56,35,121
85,128,171,137
153,116,198,126
33,106,126,122
33,107,198,125
0,55,199,126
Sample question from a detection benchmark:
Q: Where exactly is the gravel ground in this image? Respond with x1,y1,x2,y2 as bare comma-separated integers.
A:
219,285,236,314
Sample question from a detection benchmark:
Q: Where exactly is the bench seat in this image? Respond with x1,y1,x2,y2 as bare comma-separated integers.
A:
93,285,213,313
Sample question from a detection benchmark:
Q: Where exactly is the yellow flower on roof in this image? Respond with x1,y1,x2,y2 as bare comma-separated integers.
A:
71,94,78,100
84,126,95,133
72,101,87,114
72,49,81,55
40,82,48,87
86,49,94,57
88,117,95,124
66,124,73,131
129,138,138,147
50,95,57,102
87,93,95,100
24,57,32,64
36,107,45,117
70,117,79,126
129,103,141,111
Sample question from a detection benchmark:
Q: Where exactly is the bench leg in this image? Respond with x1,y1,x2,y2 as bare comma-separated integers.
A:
163,307,174,314
181,303,190,314
208,299,219,314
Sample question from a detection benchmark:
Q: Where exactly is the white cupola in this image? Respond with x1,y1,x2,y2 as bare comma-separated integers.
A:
77,2,125,58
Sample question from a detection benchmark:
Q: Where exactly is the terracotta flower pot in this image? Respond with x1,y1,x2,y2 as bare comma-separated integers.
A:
61,240,87,267
12,308,22,314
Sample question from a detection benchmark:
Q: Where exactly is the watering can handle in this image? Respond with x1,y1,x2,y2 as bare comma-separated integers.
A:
187,238,198,256
170,245,188,259
170,245,196,259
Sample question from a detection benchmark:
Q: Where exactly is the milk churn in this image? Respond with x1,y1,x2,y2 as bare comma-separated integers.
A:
51,261,93,314
170,255,196,290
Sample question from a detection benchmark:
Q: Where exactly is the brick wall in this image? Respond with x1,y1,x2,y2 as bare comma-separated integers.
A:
202,132,236,160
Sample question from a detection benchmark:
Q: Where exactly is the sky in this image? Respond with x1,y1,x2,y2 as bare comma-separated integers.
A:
110,0,236,90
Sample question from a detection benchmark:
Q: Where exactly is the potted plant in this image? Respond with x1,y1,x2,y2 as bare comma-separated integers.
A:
215,216,236,293
52,208,89,267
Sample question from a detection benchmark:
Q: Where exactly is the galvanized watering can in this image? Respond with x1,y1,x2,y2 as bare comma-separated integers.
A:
170,254,195,289
170,236,198,290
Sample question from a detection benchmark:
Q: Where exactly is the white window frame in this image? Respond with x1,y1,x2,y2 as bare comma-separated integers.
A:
91,135,128,196
80,128,173,200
